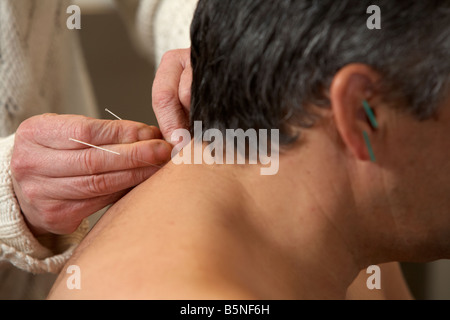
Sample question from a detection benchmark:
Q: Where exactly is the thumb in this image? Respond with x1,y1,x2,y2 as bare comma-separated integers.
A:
152,49,191,143
179,63,192,110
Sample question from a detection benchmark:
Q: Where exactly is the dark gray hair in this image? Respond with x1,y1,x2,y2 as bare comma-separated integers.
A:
190,0,450,144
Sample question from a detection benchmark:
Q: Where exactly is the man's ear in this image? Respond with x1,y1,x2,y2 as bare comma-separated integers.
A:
329,64,381,162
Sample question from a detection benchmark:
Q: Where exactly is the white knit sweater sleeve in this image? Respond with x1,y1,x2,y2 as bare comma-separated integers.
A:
0,134,89,274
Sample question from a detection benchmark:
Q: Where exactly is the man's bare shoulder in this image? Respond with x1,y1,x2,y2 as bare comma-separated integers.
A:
47,164,249,299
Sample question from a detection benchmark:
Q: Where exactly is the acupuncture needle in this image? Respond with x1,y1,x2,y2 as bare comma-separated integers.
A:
70,108,166,169
105,107,170,143
105,108,123,121
69,138,164,170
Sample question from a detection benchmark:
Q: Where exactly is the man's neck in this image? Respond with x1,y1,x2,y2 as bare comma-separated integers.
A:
172,140,368,298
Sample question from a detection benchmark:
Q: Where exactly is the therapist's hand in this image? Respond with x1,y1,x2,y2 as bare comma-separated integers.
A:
152,48,192,143
10,114,172,236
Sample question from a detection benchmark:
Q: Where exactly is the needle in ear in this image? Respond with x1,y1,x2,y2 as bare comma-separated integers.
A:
363,100,378,129
362,101,377,162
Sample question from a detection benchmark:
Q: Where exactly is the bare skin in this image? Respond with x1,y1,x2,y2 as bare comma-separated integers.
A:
49,63,450,299
48,145,412,300
149,49,412,299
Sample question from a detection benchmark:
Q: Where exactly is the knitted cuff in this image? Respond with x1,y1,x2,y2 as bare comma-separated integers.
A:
0,134,89,274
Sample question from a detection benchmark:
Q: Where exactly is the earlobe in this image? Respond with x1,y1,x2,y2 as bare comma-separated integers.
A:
330,64,381,162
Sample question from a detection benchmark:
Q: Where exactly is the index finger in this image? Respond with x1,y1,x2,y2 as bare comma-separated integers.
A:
21,114,162,149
